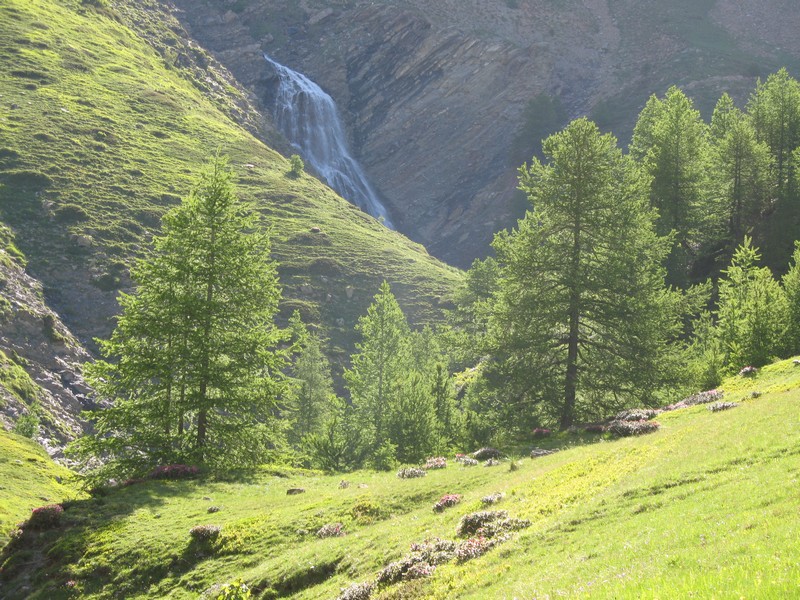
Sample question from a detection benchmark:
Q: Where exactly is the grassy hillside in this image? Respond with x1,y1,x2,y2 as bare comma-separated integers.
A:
2,358,798,598
0,0,461,369
0,430,79,545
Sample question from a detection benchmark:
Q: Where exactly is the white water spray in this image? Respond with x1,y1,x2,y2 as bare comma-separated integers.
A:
264,55,393,227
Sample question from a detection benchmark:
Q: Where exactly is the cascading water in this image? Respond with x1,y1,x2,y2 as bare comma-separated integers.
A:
264,55,393,228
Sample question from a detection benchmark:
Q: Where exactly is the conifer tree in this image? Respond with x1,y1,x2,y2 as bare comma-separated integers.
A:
491,118,682,430
70,158,285,477
782,242,800,355
716,238,788,369
630,87,710,286
345,281,410,466
286,312,334,447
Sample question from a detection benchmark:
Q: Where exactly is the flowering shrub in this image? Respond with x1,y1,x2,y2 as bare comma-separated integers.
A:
28,504,63,529
397,467,427,479
424,456,447,470
337,582,374,600
709,402,739,412
409,538,456,564
472,447,502,460
483,458,500,467
317,522,345,538
739,365,758,377
455,536,494,562
530,448,557,459
189,524,221,542
456,456,479,466
433,494,462,512
665,389,724,411
474,517,530,539
213,579,251,600
403,562,436,580
584,424,606,434
614,408,659,421
456,510,509,537
148,464,200,480
532,428,552,438
608,420,660,437
481,492,505,506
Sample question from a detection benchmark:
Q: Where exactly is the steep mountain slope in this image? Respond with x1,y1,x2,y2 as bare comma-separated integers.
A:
0,0,461,443
2,358,798,598
169,0,800,267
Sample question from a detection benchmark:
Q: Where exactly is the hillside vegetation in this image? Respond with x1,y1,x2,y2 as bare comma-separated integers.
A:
0,0,460,371
2,358,798,598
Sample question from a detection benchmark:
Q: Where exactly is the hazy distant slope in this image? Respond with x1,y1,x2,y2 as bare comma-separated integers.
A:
0,0,461,374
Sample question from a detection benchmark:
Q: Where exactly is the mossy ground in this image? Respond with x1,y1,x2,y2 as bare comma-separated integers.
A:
0,0,461,369
0,430,80,545
2,358,799,598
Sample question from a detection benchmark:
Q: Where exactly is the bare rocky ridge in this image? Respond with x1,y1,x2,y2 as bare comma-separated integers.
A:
0,242,92,458
168,0,800,267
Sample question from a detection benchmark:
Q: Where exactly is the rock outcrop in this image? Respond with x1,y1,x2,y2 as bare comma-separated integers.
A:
168,0,800,267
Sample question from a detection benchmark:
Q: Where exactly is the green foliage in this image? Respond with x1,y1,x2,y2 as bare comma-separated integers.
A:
70,158,287,479
213,579,251,599
630,87,710,286
12,408,40,439
490,118,685,430
782,242,800,354
288,154,305,177
0,350,40,405
716,238,788,369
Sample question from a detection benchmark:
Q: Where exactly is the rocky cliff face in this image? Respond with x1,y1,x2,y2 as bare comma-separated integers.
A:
169,0,800,267
0,231,91,458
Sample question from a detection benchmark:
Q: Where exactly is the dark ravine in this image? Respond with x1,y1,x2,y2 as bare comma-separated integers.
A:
168,0,800,268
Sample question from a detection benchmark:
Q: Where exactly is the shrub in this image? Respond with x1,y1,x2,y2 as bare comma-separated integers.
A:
483,458,500,467
148,464,200,480
532,427,552,438
351,499,383,523
408,538,456,564
614,408,659,421
665,389,724,411
472,447,501,460
317,523,345,538
28,504,63,529
481,492,505,506
289,154,305,176
338,480,350,489
424,456,447,470
207,506,221,514
475,517,530,539
213,579,251,600
456,456,478,466
709,402,739,412
337,582,374,600
608,420,660,437
456,510,508,537
189,524,221,542
433,494,462,512
455,536,494,562
530,448,558,459
397,467,426,479
403,562,435,580
739,365,758,377
584,424,606,434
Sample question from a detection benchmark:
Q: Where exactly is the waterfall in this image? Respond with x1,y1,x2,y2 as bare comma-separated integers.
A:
264,55,393,228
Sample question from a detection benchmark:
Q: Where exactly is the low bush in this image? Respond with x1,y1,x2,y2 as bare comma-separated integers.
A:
483,458,501,467
481,492,505,506
455,536,494,562
424,456,447,470
396,467,426,479
709,402,739,412
532,428,552,438
433,494,462,512
472,447,502,460
456,456,479,466
530,448,558,459
614,408,659,421
28,504,63,529
148,464,200,480
337,582,374,600
608,420,660,437
317,523,345,538
408,538,457,564
739,365,758,377
456,510,509,537
211,579,251,600
584,424,606,434
189,524,221,542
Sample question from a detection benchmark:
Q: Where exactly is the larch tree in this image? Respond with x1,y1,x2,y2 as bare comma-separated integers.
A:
630,87,710,286
490,118,682,430
71,157,285,478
